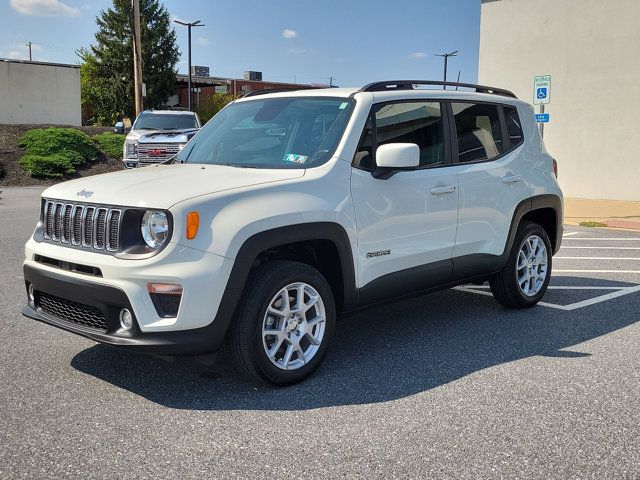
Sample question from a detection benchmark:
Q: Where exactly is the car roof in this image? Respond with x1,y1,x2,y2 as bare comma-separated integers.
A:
234,86,525,106
139,110,197,115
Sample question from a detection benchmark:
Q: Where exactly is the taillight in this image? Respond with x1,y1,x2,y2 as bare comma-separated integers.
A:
552,158,558,178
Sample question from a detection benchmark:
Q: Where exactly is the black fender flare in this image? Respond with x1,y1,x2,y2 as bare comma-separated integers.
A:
502,194,563,263
205,222,357,352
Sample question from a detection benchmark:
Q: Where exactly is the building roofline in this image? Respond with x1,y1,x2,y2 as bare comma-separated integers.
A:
175,73,323,88
0,58,80,69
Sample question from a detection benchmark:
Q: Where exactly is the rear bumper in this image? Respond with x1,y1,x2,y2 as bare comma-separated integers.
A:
23,264,226,356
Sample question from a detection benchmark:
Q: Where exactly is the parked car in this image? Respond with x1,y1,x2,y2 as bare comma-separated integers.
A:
116,109,201,168
23,80,563,386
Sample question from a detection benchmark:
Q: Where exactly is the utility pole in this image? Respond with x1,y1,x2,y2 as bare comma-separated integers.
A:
26,41,32,61
174,19,205,111
435,50,458,89
132,0,144,116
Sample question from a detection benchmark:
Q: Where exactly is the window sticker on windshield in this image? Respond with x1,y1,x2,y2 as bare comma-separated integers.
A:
284,153,308,164
339,102,349,110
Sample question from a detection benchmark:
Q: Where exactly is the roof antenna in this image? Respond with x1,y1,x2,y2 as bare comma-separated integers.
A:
455,70,461,90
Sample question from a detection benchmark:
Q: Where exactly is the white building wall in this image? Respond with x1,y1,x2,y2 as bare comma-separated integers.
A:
479,0,640,201
0,60,81,126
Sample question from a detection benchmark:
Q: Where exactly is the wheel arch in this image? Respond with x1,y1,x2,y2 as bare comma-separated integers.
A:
206,222,357,352
503,194,563,263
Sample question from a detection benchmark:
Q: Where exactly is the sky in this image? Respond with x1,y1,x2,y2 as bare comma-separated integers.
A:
0,0,481,87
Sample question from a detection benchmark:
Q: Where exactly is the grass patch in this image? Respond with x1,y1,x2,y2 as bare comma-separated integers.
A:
19,154,76,178
19,128,98,165
579,221,608,228
92,132,125,159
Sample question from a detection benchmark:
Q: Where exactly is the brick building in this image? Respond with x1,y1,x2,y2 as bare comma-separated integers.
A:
174,73,326,108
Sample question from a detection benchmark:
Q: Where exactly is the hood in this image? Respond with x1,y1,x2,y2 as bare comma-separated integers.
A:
126,128,198,142
42,164,305,209
138,129,200,144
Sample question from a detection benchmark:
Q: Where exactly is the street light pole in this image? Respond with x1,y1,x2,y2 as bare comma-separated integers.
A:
174,19,205,111
435,50,458,89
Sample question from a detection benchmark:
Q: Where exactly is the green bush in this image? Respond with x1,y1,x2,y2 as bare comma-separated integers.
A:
19,154,76,178
19,128,98,165
194,93,239,123
93,132,125,158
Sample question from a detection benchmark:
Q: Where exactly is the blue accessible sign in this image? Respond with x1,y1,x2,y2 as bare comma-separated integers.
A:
535,113,550,123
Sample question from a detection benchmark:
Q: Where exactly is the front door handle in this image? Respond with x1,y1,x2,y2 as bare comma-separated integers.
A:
430,185,456,195
502,175,522,184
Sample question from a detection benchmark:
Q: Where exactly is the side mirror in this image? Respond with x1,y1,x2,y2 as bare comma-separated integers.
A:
373,143,419,179
114,121,125,134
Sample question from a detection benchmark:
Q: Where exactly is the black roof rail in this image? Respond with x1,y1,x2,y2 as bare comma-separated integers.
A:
358,80,517,98
242,86,317,98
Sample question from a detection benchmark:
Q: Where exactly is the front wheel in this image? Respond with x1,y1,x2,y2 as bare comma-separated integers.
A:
229,260,336,386
490,221,553,308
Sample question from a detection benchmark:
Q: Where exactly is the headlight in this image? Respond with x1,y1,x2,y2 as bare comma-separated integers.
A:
141,210,169,249
125,141,137,158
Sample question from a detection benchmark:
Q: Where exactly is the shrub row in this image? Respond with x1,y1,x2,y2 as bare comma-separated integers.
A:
18,128,125,178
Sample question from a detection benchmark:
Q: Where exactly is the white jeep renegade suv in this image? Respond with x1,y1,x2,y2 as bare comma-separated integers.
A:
23,81,563,386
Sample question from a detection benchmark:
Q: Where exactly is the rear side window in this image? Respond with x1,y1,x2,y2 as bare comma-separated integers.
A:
503,105,524,148
452,102,503,163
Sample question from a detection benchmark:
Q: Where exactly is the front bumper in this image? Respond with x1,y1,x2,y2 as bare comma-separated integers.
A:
23,264,229,356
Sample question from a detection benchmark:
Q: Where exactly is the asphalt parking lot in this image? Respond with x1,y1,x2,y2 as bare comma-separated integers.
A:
1,187,638,479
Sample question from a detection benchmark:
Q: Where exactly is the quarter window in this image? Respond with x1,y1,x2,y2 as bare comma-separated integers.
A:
503,105,524,148
452,102,504,163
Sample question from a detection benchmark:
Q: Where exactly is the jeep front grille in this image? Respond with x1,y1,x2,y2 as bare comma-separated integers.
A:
137,143,182,164
42,200,122,252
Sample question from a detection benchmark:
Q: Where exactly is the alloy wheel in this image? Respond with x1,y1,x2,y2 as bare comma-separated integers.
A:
262,282,327,370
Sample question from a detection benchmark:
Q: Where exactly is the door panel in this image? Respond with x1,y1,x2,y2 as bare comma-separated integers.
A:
452,151,530,259
449,101,531,278
351,167,458,287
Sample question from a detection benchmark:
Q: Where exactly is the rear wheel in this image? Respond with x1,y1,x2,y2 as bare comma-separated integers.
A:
490,221,552,308
229,260,336,386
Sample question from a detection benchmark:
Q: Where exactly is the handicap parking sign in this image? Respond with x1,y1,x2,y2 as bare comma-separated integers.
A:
533,75,551,104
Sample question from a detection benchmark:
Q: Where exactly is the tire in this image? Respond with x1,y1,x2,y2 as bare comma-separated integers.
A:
229,260,336,386
490,221,553,309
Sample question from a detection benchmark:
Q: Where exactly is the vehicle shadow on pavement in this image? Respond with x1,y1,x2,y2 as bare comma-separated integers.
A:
70,276,640,410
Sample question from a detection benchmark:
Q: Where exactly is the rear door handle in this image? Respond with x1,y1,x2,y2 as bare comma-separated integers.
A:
430,185,456,195
502,175,522,184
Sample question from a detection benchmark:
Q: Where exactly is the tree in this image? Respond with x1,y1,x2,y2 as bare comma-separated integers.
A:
79,0,179,125
194,93,240,124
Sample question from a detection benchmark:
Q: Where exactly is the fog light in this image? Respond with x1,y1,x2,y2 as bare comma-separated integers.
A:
28,284,35,305
119,308,134,330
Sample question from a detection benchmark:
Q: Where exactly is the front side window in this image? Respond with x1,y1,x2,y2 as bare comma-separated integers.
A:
376,101,445,168
452,102,503,163
178,97,354,169
134,113,199,130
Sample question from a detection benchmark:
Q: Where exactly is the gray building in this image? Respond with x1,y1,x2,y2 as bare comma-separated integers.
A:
0,59,81,126
479,0,640,201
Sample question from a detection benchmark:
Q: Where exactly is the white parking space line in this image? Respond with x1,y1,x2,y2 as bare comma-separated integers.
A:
561,246,640,250
562,238,640,241
454,284,640,311
465,285,623,290
562,231,581,237
554,269,640,273
555,257,640,260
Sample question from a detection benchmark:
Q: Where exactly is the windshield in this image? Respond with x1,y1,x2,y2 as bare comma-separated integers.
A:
134,113,198,130
177,97,354,169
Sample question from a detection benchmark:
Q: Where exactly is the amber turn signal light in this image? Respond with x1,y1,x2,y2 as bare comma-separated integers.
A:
147,283,183,295
186,211,199,239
